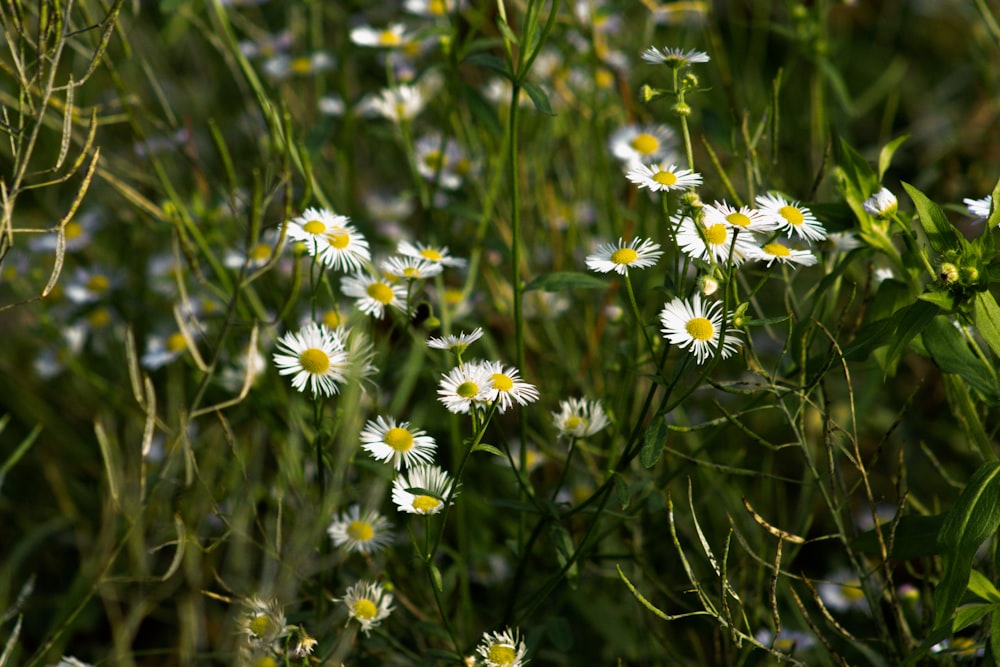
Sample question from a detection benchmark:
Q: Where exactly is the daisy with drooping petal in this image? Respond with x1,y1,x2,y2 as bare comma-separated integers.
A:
659,294,742,364
475,627,528,667
397,240,468,268
704,200,777,234
239,596,289,648
552,397,610,438
360,416,437,470
328,505,394,554
755,193,827,242
339,580,394,636
965,195,993,221
437,363,494,414
350,23,411,48
316,220,371,273
863,187,898,219
392,463,458,515
641,45,710,67
754,241,818,268
272,323,349,397
626,162,703,192
341,271,408,319
477,360,540,413
586,237,663,275
608,123,677,165
675,214,759,266
380,255,444,280
427,327,484,353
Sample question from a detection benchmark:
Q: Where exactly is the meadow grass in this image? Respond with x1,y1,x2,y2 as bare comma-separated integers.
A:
1,1,1000,665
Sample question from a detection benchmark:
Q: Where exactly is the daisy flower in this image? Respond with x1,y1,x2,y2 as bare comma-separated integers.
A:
754,241,818,268
863,187,898,219
64,266,116,304
350,23,411,48
755,193,826,241
357,84,426,123
585,237,663,275
477,361,540,413
817,569,870,613
475,628,528,667
262,52,334,79
674,214,759,266
286,208,349,255
754,627,816,653
341,271,408,319
405,0,461,16
427,328,484,353
552,397,610,438
360,416,437,470
437,363,494,414
239,597,288,648
608,123,677,165
964,195,993,220
392,463,458,515
398,240,468,268
626,162,703,192
704,200,778,234
339,580,394,636
659,294,742,364
272,323,349,397
414,133,470,190
317,221,371,273
380,255,444,280
141,331,189,370
641,45,710,67
328,505,394,554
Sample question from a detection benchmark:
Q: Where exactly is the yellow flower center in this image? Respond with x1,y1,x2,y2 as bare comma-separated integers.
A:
353,598,378,620
89,307,111,328
303,219,326,235
290,56,313,74
704,223,728,246
367,282,395,304
384,426,414,452
653,170,678,186
413,495,441,513
403,266,420,278
951,637,979,655
726,212,751,228
328,230,350,249
299,348,331,374
487,644,517,666
86,274,110,292
429,0,446,13
423,151,444,171
490,373,514,392
630,133,659,155
685,316,715,341
763,243,791,257
166,332,187,353
322,309,342,329
379,30,401,46
444,288,462,305
595,67,615,88
610,248,638,265
347,520,374,542
249,614,273,637
420,248,444,261
255,657,277,667
841,581,864,601
779,205,804,226
456,381,479,399
65,221,83,239
250,243,272,262
454,157,471,176
565,416,583,431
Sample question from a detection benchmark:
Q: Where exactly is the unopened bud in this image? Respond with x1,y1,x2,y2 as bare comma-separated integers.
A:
673,101,692,117
939,262,959,284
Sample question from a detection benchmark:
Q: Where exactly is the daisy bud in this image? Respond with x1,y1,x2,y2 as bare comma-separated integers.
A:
939,262,959,284
672,102,692,117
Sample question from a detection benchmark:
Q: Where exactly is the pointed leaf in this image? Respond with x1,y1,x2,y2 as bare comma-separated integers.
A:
923,314,1000,405
641,418,667,470
974,291,1000,359
883,300,940,372
496,15,520,45
989,177,1000,231
522,82,554,115
613,473,630,510
472,442,504,457
463,53,512,80
878,134,909,181
952,602,993,632
968,570,1000,603
903,182,965,256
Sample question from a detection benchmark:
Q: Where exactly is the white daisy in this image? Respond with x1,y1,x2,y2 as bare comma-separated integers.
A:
357,84,426,123
755,193,827,242
674,214,759,266
964,195,993,221
862,187,897,219
427,327,484,353
380,255,444,280
328,505,394,554
397,240,468,268
585,237,663,275
405,0,461,16
341,271,408,319
754,241,818,268
437,363,494,414
239,596,288,648
360,416,437,470
339,580,394,636
626,162,703,192
350,23,411,48
475,628,528,667
817,569,870,613
659,294,742,364
262,52,334,79
476,360,540,413
392,463,458,515
552,397,610,438
141,331,188,370
272,323,349,397
317,220,371,273
414,133,470,190
608,123,677,165
286,207,349,255
704,200,778,234
63,266,116,304
641,45,710,67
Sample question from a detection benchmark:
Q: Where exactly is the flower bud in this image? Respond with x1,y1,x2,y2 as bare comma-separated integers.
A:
939,262,959,284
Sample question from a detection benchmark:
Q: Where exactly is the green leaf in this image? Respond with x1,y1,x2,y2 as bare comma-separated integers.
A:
458,82,502,138
923,315,1000,405
641,418,667,470
524,271,608,292
974,291,1000,359
878,135,909,181
852,514,945,559
549,523,578,584
463,52,512,80
992,604,1000,665
988,177,1000,231
917,289,956,311
968,570,1000,603
942,375,994,460
496,15,520,45
430,563,444,592
903,181,966,256
933,462,1000,630
613,474,630,510
884,299,940,373
521,82,554,115
471,442,504,457
953,602,993,632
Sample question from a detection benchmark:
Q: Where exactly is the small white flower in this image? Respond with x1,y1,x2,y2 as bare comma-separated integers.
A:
339,580,394,635
817,568,870,613
863,187,898,218
239,596,289,648
380,255,444,280
350,23,411,48
608,123,677,165
405,0,461,16
964,195,993,221
753,241,818,268
477,361,540,413
437,363,494,414
585,237,663,275
641,45,710,67
141,331,189,370
626,162,703,192
755,193,827,241
360,416,437,470
397,240,468,268
341,271,408,319
262,52,334,79
328,505,394,554
272,323,349,397
357,85,426,123
63,267,116,304
675,214,759,266
659,294,742,364
427,328,484,353
475,627,528,667
704,200,778,234
392,463,458,515
552,398,610,438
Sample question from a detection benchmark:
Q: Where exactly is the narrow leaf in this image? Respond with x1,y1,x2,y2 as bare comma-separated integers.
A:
884,300,939,373
471,442,504,457
463,53,512,80
968,570,1000,603
496,15,520,45
923,315,1000,405
641,418,667,470
952,602,993,632
878,134,909,181
988,176,1000,231
903,181,965,256
974,291,1000,359
613,474,630,510
522,82,554,115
